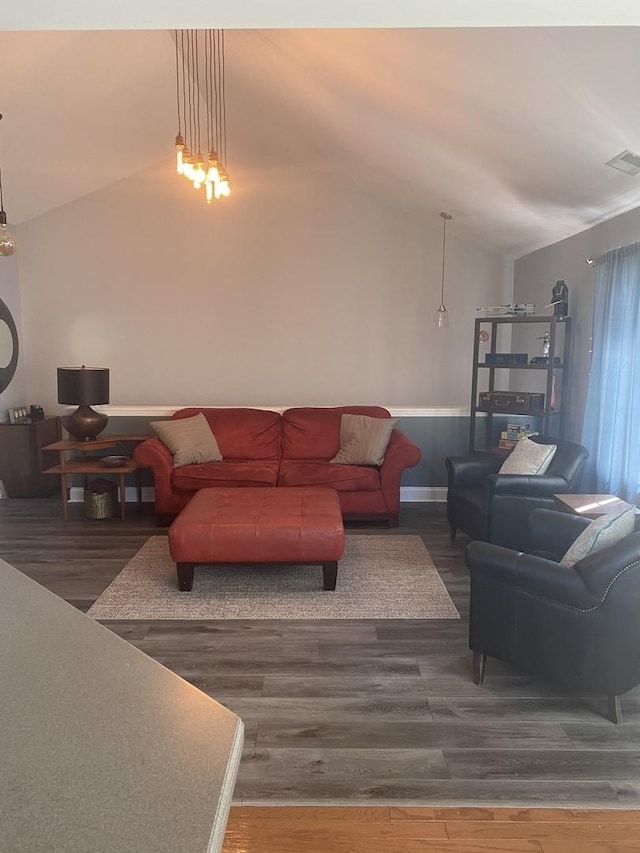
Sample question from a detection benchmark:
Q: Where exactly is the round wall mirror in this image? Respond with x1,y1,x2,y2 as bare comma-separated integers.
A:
0,298,19,393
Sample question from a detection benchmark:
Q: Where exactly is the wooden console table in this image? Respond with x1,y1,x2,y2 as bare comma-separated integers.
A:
43,434,148,520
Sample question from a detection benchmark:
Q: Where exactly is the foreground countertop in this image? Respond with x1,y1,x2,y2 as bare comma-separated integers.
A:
0,557,244,853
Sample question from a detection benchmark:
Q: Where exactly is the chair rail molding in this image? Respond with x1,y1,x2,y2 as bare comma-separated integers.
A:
95,405,472,418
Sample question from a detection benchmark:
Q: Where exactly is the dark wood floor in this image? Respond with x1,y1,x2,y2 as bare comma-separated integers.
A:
3,497,640,808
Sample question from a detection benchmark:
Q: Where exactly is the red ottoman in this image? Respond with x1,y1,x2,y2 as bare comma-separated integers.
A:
169,486,345,592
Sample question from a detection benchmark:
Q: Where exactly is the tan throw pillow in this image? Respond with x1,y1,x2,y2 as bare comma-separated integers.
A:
499,437,557,475
151,413,222,468
331,414,398,466
561,503,636,567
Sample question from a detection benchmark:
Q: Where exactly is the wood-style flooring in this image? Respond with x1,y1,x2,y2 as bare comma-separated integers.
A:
3,498,640,811
222,806,640,852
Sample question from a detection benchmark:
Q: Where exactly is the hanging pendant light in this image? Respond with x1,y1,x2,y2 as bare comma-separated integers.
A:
0,114,17,258
436,212,452,328
173,29,231,204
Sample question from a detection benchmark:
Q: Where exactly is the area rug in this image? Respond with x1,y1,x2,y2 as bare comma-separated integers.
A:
87,535,459,620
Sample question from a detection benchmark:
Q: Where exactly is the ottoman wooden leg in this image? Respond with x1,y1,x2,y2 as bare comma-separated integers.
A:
177,562,195,592
323,561,338,591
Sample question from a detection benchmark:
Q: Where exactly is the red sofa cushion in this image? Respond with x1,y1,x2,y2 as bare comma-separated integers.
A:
172,460,280,491
281,406,391,460
278,460,380,492
173,408,282,460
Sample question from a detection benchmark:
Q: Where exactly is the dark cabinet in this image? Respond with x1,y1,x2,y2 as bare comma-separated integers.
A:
0,417,62,497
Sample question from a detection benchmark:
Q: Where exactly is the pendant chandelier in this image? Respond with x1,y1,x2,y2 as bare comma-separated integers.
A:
436,212,452,329
174,30,230,203
0,114,17,258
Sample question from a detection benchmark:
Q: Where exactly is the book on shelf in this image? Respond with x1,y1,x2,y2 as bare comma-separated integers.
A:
501,428,531,440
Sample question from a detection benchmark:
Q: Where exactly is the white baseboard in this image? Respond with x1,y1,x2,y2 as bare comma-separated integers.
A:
69,486,156,503
69,485,445,504
400,486,446,503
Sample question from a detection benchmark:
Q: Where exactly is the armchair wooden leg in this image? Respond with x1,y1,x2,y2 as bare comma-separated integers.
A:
472,652,487,685
448,522,457,542
607,694,622,725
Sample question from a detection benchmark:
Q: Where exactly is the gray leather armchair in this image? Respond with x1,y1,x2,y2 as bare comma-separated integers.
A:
446,435,589,550
466,508,640,723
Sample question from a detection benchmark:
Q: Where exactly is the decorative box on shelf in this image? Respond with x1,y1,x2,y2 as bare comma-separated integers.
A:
484,353,529,365
478,391,545,413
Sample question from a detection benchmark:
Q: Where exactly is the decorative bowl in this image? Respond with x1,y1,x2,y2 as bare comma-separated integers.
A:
101,455,129,468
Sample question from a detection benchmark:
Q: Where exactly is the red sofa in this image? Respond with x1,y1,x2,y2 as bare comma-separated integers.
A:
133,406,421,526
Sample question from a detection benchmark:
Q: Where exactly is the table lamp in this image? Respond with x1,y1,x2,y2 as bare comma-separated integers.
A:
57,366,110,441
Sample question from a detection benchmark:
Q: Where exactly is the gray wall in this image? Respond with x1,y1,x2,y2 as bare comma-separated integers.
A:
514,205,640,441
15,159,511,419
399,416,470,488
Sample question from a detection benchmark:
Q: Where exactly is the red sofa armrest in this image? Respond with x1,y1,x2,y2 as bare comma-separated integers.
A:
133,437,176,516
380,429,422,520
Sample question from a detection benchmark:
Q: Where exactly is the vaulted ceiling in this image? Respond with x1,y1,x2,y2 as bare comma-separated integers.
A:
1,16,640,257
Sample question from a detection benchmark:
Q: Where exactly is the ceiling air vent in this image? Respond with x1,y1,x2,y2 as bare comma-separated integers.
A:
606,149,640,176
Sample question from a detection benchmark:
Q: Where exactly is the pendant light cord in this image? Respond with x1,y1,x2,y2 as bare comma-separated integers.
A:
221,30,227,169
439,212,452,306
0,113,4,212
174,32,181,136
440,217,446,305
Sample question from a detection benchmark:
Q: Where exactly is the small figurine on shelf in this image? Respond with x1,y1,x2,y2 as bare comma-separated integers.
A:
530,331,561,365
546,279,569,319
530,332,550,364
541,331,550,358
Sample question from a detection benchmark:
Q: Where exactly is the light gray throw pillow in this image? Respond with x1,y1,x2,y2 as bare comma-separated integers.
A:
499,436,556,475
561,503,636,567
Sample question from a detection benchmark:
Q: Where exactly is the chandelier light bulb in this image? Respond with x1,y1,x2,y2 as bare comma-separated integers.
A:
217,168,231,197
207,150,220,184
192,156,206,189
436,211,453,329
436,304,449,329
0,212,16,258
0,114,16,257
182,153,195,182
175,133,185,175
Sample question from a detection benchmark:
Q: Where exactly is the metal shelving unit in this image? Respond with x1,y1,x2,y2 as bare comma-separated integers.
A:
469,315,571,452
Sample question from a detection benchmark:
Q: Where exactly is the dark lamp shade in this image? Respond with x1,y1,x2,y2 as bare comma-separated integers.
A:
57,367,110,406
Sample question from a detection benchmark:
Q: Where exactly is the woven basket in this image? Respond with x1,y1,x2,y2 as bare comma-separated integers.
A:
84,489,115,520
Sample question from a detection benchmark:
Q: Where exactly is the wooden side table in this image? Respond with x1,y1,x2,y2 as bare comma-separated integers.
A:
43,434,148,520
553,493,630,519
